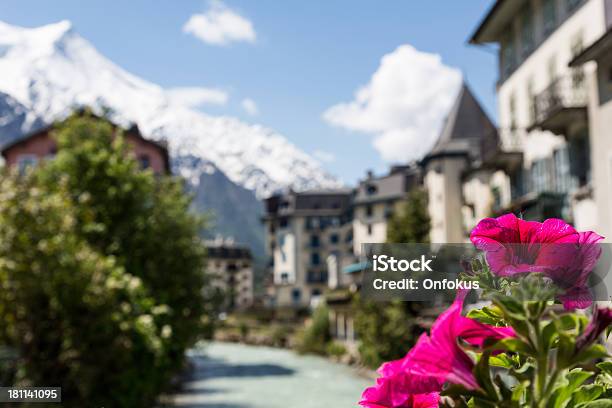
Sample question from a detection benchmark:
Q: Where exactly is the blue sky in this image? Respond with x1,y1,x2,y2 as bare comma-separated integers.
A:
2,0,497,185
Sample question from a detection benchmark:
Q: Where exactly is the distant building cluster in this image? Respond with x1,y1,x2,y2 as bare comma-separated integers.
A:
205,238,254,311
262,167,420,310
263,0,612,315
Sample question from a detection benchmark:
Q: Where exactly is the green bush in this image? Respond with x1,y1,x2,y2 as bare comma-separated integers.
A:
326,341,347,358
270,325,292,348
0,113,209,407
296,304,330,355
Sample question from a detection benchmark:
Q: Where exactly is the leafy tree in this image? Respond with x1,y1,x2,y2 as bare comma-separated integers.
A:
354,188,431,368
353,294,417,368
0,113,209,407
386,188,431,244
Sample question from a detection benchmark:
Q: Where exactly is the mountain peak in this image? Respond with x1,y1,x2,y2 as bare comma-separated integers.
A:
0,20,340,198
0,19,73,44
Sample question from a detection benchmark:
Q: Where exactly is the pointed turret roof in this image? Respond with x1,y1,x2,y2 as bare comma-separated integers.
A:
426,82,498,163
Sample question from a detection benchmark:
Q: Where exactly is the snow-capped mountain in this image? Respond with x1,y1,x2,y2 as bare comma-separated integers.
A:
0,20,340,198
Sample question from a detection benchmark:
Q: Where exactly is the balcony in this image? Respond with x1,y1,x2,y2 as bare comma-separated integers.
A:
530,75,588,135
482,128,524,173
494,191,567,221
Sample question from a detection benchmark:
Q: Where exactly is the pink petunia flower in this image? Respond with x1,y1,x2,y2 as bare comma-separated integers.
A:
470,214,604,309
470,214,580,276
576,307,612,351
359,290,514,408
360,380,439,408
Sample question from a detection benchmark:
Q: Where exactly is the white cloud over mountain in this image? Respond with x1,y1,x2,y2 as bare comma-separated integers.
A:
183,1,256,46
323,45,462,162
166,87,229,108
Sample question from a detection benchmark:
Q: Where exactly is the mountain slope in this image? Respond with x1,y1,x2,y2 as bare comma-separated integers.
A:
0,20,340,198
0,20,342,256
173,155,265,257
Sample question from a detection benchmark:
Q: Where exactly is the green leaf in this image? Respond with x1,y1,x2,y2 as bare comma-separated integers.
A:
557,333,577,369
542,320,558,352
467,306,505,326
511,381,529,404
493,337,535,356
598,362,612,376
573,345,609,367
570,384,604,405
490,353,518,369
575,400,612,408
551,369,594,408
475,351,498,400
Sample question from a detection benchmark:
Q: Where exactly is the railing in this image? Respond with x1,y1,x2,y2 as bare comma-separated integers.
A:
533,74,587,126
497,128,525,152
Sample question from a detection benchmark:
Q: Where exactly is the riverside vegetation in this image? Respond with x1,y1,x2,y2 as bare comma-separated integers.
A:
0,113,215,407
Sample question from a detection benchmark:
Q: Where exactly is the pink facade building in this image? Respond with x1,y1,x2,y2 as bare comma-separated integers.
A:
1,118,170,174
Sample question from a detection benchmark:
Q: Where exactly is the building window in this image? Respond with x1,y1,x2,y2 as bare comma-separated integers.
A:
329,233,339,244
568,135,590,186
311,252,320,266
366,184,377,195
46,145,57,159
520,4,534,57
543,0,557,35
571,32,585,89
367,224,373,236
17,154,38,174
291,289,301,302
527,78,536,124
310,234,320,248
531,159,552,193
280,272,289,284
553,147,572,193
139,154,150,169
312,289,321,297
509,93,517,130
491,186,502,212
279,218,289,228
366,205,373,217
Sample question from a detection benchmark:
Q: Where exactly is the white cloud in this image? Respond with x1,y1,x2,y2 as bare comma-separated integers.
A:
313,150,335,163
183,1,256,46
241,98,258,116
323,45,462,162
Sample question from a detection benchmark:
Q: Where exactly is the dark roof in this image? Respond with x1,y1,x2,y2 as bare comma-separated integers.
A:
264,189,353,217
0,110,171,172
470,0,590,45
569,27,612,66
354,165,420,204
469,0,527,44
469,0,508,44
423,83,498,165
206,244,252,260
